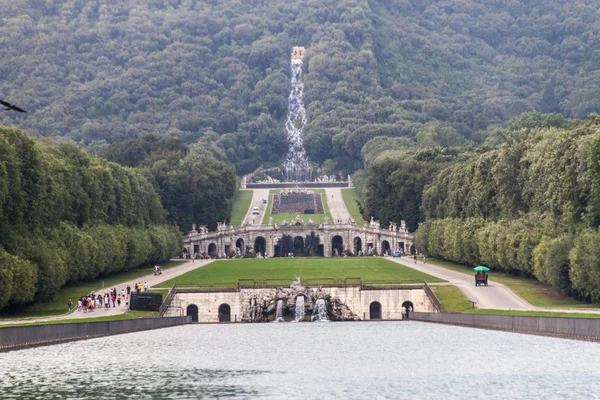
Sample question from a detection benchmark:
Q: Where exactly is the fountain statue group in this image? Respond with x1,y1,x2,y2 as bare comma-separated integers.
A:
241,278,358,323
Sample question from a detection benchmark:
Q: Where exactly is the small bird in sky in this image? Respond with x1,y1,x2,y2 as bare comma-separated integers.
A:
0,100,27,113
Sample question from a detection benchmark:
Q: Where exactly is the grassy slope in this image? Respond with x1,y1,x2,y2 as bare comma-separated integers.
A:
432,286,473,312
427,258,600,308
341,188,366,224
230,190,253,227
262,189,332,224
0,310,160,328
464,309,600,319
156,258,443,287
1,261,187,318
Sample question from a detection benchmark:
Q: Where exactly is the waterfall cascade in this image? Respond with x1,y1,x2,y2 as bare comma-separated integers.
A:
294,296,306,322
274,299,285,323
311,298,329,322
283,46,312,182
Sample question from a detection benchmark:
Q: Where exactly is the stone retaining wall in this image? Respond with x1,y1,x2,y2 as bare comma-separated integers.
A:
246,183,349,188
166,287,435,322
411,312,600,341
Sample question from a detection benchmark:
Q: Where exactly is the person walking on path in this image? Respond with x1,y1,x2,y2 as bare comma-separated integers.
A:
423,255,426,264
68,299,72,312
414,254,417,264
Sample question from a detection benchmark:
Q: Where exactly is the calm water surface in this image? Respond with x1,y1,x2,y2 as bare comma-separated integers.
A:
1,321,599,399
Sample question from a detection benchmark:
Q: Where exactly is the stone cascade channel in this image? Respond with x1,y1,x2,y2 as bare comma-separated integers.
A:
283,46,312,182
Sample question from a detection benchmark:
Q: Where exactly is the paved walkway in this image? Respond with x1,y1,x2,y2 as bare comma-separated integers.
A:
324,188,351,223
243,188,270,225
390,256,600,314
0,259,214,325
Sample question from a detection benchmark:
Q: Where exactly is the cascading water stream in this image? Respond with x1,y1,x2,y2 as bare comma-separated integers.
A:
275,299,285,323
311,298,329,322
295,296,305,322
283,47,312,182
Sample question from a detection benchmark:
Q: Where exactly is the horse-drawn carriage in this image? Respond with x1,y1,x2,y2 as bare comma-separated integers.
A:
475,272,488,286
474,266,490,286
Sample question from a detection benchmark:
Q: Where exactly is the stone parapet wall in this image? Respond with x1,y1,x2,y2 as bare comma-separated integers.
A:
411,312,600,341
0,317,191,351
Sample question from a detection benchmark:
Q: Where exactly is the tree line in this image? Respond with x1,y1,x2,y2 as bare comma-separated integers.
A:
414,115,600,302
0,127,182,310
102,134,237,231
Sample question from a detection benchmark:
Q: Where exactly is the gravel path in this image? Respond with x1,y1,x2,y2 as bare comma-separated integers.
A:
324,187,351,223
243,188,271,225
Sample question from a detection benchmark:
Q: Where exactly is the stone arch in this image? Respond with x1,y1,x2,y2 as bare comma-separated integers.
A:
254,236,266,255
275,234,293,257
402,300,414,320
218,304,231,322
381,240,391,255
369,301,382,320
236,238,244,250
208,243,217,258
410,244,416,255
293,236,304,256
398,242,405,253
331,235,343,256
186,304,199,322
353,236,362,254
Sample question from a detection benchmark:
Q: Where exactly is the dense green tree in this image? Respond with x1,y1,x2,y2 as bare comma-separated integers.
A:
0,126,182,309
104,136,237,230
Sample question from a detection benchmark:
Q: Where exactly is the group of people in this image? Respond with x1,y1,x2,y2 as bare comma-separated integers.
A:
401,305,413,320
72,287,127,313
68,281,149,312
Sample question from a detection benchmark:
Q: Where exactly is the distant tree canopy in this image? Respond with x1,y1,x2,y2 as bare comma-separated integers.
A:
103,135,237,231
0,126,182,310
1,1,600,175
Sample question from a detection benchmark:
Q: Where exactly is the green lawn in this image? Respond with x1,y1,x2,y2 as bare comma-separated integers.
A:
156,258,444,288
341,188,366,224
427,258,600,308
432,285,474,312
230,190,253,227
1,260,187,318
262,189,332,224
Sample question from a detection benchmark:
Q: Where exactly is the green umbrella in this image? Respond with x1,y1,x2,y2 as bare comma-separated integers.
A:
473,266,490,272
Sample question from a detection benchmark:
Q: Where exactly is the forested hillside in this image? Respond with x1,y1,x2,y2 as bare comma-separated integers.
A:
0,126,182,310
2,0,600,175
414,115,600,302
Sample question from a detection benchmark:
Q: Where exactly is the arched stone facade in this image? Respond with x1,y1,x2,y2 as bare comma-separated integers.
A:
184,220,415,258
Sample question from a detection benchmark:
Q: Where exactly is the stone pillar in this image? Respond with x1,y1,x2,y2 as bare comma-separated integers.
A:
323,232,331,257
267,235,275,257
